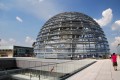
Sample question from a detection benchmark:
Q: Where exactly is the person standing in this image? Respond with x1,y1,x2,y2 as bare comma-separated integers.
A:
111,53,118,71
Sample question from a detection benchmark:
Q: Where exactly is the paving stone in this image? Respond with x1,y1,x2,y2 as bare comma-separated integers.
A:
66,57,120,80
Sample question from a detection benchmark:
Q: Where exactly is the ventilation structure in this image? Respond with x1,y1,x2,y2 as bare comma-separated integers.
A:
34,12,110,58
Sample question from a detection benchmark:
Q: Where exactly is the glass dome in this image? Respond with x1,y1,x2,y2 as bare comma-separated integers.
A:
34,12,110,58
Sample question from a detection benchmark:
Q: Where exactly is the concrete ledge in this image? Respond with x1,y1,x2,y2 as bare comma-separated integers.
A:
60,61,96,80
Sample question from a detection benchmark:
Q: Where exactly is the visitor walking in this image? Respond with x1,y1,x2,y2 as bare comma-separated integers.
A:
111,53,118,71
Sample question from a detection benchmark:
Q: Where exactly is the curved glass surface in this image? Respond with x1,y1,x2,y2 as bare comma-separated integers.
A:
34,12,110,58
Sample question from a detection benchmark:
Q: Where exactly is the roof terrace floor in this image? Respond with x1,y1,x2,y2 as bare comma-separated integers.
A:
66,57,120,80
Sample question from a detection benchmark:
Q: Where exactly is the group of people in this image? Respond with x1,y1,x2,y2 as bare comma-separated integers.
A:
111,53,118,71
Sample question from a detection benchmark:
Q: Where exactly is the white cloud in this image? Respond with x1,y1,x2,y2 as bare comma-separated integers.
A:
111,37,120,47
9,38,16,43
94,8,113,27
110,37,120,53
0,37,35,47
16,16,23,22
0,3,8,10
112,20,120,31
0,39,8,45
25,36,35,46
14,0,63,20
38,0,44,2
0,38,16,46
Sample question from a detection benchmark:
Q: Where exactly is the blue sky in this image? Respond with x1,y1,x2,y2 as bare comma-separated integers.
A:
0,0,120,53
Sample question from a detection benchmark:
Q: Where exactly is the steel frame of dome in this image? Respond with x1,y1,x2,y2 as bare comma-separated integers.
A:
34,12,110,59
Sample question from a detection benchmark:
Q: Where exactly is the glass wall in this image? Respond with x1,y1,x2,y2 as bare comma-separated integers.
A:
0,59,96,80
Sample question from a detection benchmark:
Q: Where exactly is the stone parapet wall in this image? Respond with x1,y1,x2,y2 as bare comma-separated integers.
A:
0,58,17,70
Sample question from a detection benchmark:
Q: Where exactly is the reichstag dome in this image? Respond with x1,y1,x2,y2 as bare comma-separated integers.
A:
34,12,110,59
